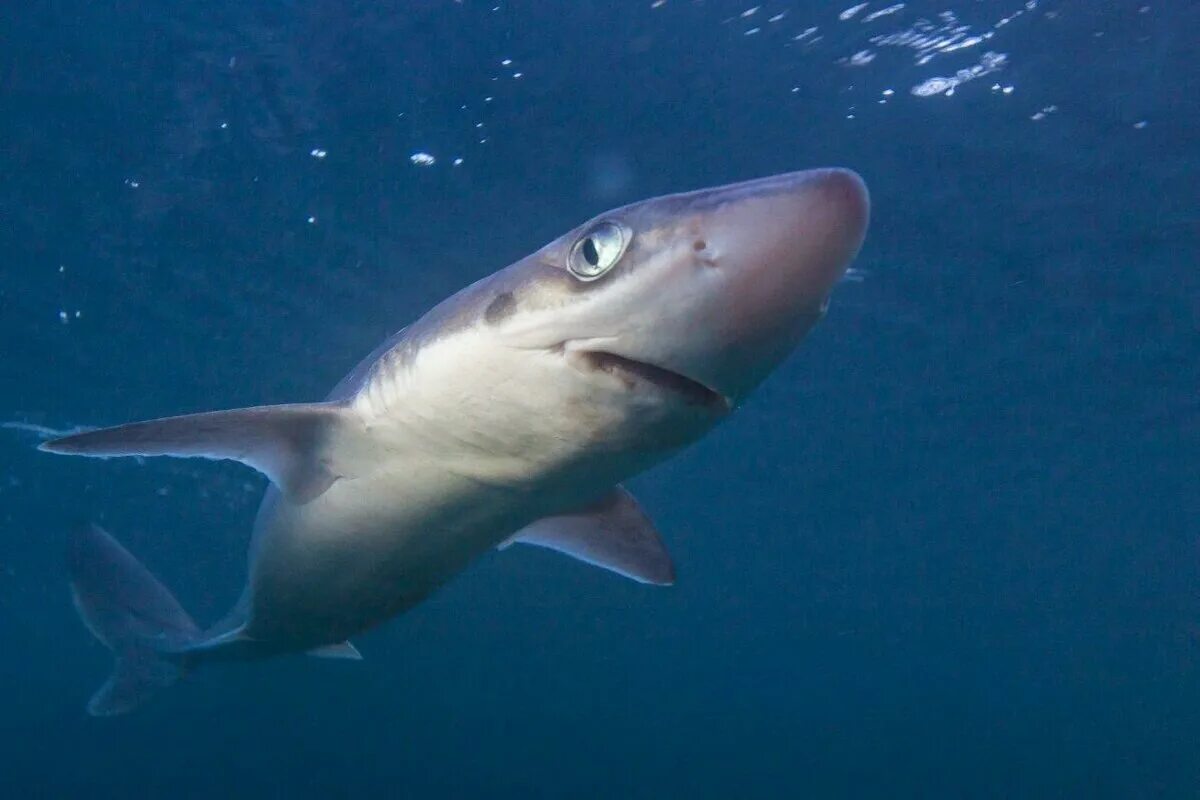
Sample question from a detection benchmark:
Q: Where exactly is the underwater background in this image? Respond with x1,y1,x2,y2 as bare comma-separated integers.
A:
1,0,1197,796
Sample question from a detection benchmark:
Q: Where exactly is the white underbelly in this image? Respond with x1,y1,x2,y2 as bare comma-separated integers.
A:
242,461,538,647
232,325,688,649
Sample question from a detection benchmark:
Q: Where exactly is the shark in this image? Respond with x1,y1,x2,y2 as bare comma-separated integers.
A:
42,168,870,715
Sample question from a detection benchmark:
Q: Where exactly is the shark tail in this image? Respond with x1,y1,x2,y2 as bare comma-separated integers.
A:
68,523,202,716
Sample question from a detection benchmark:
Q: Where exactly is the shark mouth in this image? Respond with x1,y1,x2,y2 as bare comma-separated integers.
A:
579,351,731,411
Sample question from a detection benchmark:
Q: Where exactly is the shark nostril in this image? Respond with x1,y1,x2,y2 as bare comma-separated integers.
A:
693,239,720,268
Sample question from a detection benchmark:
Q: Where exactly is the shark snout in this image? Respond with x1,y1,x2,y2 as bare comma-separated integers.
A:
705,168,868,306
674,168,870,403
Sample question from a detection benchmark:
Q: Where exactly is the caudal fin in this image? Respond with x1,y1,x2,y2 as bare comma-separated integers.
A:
68,523,201,716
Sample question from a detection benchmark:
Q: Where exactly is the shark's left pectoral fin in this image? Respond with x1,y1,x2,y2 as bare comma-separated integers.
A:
503,487,675,585
39,403,371,505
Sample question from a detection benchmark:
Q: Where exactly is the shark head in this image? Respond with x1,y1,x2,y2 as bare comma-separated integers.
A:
371,168,869,468
524,168,869,408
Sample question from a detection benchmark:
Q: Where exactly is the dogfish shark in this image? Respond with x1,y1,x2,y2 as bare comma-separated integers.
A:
42,168,870,715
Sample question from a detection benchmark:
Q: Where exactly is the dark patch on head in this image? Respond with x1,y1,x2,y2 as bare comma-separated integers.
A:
484,291,518,325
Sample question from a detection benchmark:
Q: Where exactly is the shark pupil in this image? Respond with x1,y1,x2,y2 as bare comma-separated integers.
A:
582,237,600,267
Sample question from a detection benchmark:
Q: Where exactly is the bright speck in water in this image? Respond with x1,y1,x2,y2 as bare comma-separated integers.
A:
912,77,955,97
1030,105,1058,121
911,52,1008,97
863,3,905,22
410,152,436,166
840,3,869,21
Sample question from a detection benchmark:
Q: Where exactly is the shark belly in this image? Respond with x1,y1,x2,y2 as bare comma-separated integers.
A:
230,326,710,653
240,465,534,650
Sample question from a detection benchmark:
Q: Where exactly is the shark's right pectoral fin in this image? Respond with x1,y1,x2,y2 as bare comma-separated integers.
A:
502,486,675,585
40,403,370,504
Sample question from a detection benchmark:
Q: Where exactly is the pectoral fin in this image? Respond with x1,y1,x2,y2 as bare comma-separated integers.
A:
503,487,675,585
40,403,369,504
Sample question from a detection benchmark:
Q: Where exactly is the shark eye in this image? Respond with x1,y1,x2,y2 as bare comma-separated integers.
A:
568,222,627,280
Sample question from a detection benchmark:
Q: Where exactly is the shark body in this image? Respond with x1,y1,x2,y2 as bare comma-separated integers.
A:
45,168,870,715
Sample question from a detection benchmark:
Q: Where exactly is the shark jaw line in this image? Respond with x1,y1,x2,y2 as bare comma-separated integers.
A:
569,348,733,413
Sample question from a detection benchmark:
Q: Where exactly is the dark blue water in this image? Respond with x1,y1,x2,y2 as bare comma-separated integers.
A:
1,1,1197,796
